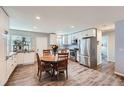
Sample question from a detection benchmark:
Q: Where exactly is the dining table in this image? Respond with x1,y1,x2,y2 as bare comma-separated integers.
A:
40,55,58,63
40,55,64,79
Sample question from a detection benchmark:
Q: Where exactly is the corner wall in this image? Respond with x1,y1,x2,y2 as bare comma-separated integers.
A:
102,31,115,62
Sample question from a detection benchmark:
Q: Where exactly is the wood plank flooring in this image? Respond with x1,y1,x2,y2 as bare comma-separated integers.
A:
6,61,124,86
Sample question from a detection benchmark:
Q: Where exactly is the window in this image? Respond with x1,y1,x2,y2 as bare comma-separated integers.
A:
10,35,32,52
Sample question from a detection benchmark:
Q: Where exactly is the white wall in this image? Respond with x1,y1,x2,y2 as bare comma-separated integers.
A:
97,30,102,65
108,31,115,62
102,31,115,62
115,20,124,76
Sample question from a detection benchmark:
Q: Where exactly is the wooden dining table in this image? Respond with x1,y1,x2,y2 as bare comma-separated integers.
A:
40,55,64,79
40,55,58,63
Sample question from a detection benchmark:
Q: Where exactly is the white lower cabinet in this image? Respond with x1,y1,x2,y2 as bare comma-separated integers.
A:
17,52,35,65
17,53,24,64
23,52,35,65
6,54,17,81
0,60,6,85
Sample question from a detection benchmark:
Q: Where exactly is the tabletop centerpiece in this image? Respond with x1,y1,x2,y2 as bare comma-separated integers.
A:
51,45,58,56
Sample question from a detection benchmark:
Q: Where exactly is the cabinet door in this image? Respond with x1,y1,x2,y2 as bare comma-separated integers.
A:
23,53,35,64
13,55,17,67
23,53,29,64
17,53,24,65
0,8,4,29
0,60,6,85
2,11,9,31
29,52,35,64
63,35,68,45
0,8,9,31
68,35,72,45
6,58,12,79
88,29,96,37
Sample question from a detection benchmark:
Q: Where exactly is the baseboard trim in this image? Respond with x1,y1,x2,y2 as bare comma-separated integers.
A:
18,62,35,66
115,71,124,77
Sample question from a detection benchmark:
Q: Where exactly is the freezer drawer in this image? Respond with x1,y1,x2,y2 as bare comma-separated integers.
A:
79,55,97,69
79,55,90,67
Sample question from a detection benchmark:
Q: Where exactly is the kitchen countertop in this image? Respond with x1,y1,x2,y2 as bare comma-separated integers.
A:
6,51,35,60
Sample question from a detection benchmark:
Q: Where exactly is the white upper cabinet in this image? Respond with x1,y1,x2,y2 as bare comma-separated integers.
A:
74,33,79,39
87,29,96,37
68,35,72,45
0,8,9,31
79,29,96,38
63,35,68,45
50,34,57,45
82,29,96,38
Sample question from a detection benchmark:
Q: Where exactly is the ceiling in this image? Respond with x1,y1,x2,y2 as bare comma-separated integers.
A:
3,6,124,34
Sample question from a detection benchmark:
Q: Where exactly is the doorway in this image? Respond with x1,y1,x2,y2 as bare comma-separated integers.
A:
101,35,108,63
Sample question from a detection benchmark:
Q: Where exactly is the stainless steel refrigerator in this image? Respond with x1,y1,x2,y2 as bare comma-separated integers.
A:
79,37,97,69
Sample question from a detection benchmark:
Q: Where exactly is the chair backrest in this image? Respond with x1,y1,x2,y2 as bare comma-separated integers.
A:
43,49,50,56
58,53,69,60
57,59,68,70
61,49,68,53
36,53,41,67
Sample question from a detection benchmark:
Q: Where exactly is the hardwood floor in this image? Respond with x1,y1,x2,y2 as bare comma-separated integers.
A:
6,61,124,86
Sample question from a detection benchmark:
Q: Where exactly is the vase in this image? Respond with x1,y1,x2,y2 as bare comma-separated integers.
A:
53,49,57,56
53,52,56,56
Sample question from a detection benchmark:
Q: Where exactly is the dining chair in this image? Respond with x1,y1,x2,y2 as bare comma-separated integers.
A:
55,59,68,80
36,53,53,81
36,53,45,81
54,53,69,80
58,53,69,60
43,50,53,75
61,49,68,53
43,49,51,56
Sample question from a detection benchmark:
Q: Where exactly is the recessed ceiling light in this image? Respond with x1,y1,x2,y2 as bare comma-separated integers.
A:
70,26,75,28
35,16,40,20
33,26,37,29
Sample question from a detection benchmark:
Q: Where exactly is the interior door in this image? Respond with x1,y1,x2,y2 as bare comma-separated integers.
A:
36,37,48,55
101,35,108,62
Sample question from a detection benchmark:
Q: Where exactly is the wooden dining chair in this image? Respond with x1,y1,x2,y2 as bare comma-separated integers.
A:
36,53,53,81
54,53,69,80
61,49,68,53
36,53,45,81
55,59,68,80
58,53,69,60
43,49,51,56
